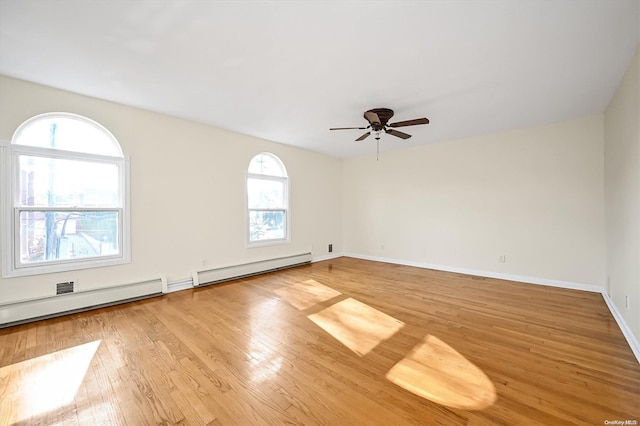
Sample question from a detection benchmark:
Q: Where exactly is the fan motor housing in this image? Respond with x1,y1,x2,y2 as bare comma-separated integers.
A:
365,108,394,131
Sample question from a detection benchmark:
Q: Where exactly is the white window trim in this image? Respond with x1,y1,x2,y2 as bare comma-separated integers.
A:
1,133,131,278
246,167,290,248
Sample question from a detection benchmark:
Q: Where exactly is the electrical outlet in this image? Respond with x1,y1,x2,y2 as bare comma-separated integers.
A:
626,295,630,310
498,255,506,263
328,244,333,253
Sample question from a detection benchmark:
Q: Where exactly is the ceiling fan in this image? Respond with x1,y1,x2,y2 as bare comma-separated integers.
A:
330,108,429,141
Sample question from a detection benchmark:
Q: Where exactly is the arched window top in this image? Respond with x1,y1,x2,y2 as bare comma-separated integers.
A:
248,153,287,177
12,113,123,157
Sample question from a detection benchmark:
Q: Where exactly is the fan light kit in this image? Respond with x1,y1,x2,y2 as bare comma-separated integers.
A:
330,108,429,159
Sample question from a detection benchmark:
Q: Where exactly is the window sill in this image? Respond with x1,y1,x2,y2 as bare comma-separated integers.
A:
247,238,290,249
2,256,131,278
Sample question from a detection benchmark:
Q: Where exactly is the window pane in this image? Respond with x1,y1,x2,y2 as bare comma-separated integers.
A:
18,210,119,265
249,210,285,242
247,178,285,209
14,115,122,157
248,154,286,177
19,155,119,207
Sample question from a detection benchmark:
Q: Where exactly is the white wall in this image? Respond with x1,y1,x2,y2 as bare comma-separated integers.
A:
0,75,343,303
604,46,640,340
1,69,633,344
343,116,606,287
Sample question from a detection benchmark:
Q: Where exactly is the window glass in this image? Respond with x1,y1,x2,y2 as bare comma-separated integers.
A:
247,178,285,209
13,114,122,156
18,156,119,207
249,211,286,242
248,153,286,176
18,210,119,265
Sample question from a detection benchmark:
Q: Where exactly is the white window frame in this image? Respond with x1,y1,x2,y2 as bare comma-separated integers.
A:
246,153,290,247
1,114,131,278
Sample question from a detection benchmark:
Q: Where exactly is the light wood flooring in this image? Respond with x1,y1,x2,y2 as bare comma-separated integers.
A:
1,257,639,425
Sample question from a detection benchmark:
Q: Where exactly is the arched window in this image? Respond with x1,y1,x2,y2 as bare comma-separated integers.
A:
1,113,130,277
247,153,289,245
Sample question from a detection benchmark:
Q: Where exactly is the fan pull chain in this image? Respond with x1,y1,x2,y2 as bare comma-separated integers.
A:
376,139,379,161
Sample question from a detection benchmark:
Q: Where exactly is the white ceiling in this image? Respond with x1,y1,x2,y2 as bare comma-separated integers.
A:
0,1,638,158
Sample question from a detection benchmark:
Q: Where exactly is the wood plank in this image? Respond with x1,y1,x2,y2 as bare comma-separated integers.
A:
0,257,638,425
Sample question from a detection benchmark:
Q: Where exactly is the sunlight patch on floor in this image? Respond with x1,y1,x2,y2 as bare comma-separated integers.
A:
386,335,496,410
272,279,496,411
308,297,404,356
274,279,342,310
0,340,101,424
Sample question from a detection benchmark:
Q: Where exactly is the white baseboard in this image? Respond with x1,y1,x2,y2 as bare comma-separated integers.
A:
343,252,639,364
166,278,194,293
344,252,603,292
312,252,344,263
601,292,640,362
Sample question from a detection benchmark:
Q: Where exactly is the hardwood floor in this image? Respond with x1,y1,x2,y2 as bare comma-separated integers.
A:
1,257,638,425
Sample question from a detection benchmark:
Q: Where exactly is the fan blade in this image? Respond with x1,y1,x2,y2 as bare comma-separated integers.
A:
355,132,370,141
364,111,381,125
330,126,368,130
389,118,430,128
385,128,412,139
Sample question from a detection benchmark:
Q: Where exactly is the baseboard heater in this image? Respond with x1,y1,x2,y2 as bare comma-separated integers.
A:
193,252,312,286
0,277,164,328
